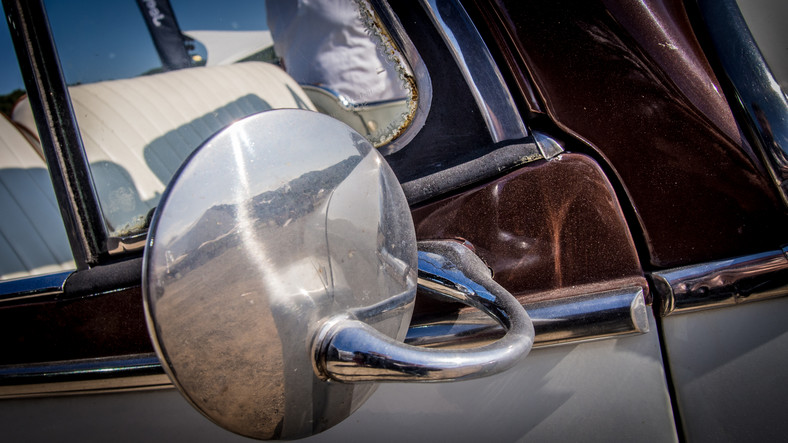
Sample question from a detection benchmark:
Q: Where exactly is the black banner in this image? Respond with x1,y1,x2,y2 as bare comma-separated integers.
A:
136,0,191,70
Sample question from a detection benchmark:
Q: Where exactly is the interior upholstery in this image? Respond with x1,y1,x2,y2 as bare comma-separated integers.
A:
13,61,316,234
0,114,74,280
3,61,316,279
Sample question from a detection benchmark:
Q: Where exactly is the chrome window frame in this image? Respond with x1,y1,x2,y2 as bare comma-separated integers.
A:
368,0,433,156
4,0,108,267
694,0,788,205
5,0,542,259
418,0,528,143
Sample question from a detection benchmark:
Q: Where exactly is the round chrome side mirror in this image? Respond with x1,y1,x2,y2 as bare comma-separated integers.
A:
143,110,533,440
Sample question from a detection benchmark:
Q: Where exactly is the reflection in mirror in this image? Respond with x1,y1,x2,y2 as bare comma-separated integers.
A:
145,110,417,439
20,0,416,239
0,14,74,280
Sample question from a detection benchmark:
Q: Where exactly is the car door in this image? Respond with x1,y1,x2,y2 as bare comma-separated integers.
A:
651,1,788,441
0,1,680,441
472,1,788,442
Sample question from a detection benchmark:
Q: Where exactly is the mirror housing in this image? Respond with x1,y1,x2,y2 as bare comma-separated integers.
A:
143,109,533,440
143,110,417,439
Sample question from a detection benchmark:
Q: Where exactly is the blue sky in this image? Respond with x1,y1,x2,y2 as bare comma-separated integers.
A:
0,13,24,94
1,0,268,95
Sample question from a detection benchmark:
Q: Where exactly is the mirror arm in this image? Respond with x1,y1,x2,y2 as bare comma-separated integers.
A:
313,241,534,382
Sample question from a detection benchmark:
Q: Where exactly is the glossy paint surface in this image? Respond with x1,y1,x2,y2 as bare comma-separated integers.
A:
481,0,788,267
412,153,646,303
0,286,152,365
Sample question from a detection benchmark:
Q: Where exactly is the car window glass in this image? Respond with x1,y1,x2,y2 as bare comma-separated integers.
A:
37,0,415,238
0,16,75,280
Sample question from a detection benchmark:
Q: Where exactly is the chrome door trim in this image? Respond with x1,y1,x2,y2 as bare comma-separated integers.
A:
419,0,528,143
0,354,169,398
0,271,71,304
653,247,788,316
407,286,649,349
0,285,651,397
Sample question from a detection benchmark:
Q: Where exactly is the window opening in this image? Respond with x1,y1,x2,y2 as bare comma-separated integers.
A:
0,13,74,280
30,0,416,239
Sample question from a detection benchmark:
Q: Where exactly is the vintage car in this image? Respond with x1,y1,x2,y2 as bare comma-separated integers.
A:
1,0,786,441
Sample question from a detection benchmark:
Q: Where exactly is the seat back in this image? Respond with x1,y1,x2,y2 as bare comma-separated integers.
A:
0,114,73,280
13,61,316,234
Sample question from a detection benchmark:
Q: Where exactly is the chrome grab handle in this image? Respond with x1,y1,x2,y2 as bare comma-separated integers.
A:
313,240,534,382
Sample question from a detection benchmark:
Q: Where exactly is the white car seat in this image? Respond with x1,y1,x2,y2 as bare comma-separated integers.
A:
0,113,74,280
13,61,316,235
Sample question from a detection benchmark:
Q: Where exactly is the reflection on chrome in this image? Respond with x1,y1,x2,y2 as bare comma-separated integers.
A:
653,248,788,316
231,124,269,279
0,354,168,398
407,286,649,349
533,131,565,160
696,0,788,204
144,110,418,439
314,240,534,382
420,0,528,142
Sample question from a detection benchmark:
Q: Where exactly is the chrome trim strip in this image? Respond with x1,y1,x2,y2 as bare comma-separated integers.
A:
419,0,528,142
0,354,169,398
0,374,172,398
653,249,788,316
0,286,650,397
0,270,71,304
696,0,788,204
406,286,649,349
107,232,147,255
533,131,565,159
5,0,109,265
368,0,433,156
